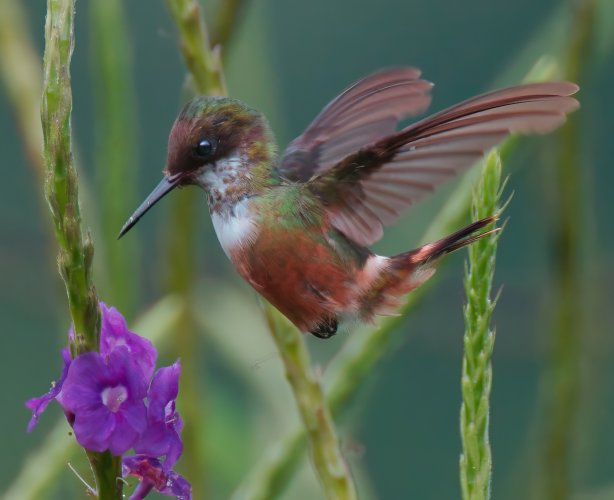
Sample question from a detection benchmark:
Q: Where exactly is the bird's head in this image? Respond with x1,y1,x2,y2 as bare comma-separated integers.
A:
119,96,274,238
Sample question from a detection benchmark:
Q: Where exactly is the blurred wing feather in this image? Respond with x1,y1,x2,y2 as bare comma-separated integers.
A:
279,68,433,182
309,82,579,246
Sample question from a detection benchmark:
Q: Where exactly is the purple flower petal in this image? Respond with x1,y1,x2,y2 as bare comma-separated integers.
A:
56,352,108,411
72,406,115,452
129,481,154,500
135,361,183,469
107,406,146,456
123,455,192,500
57,348,148,455
148,362,180,416
26,348,71,432
107,348,150,402
99,303,157,381
162,469,192,499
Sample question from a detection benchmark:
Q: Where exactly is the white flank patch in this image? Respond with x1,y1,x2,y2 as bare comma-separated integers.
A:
363,254,389,280
211,198,258,259
411,242,436,261
357,254,390,292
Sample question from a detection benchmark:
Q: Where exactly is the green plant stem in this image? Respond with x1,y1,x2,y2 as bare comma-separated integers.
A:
166,209,207,496
42,0,100,355
210,0,248,48
90,0,139,316
86,452,123,499
41,0,120,497
0,0,100,259
166,0,226,96
164,0,236,495
459,151,503,500
538,1,595,498
204,0,356,484
262,304,357,500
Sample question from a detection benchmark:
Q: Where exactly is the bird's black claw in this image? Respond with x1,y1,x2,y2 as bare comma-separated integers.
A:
310,317,338,339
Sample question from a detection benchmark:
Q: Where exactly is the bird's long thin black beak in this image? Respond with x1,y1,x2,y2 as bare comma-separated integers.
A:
118,175,182,239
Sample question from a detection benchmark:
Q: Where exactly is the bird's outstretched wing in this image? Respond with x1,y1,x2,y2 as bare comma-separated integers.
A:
278,68,433,182
305,80,579,246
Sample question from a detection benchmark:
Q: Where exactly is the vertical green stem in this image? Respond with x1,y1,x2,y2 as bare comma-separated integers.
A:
166,197,206,495
539,1,594,498
209,0,248,48
170,0,359,487
86,452,123,499
164,0,236,495
90,0,139,316
262,305,357,500
41,0,119,497
166,0,226,96
459,151,503,500
42,0,100,355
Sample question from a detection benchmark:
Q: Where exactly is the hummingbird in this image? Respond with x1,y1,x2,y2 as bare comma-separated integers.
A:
119,68,579,339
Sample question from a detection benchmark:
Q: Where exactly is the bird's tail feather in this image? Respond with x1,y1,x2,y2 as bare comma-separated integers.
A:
399,216,499,265
362,216,499,319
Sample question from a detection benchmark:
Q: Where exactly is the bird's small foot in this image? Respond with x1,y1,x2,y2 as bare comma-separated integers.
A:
309,317,338,339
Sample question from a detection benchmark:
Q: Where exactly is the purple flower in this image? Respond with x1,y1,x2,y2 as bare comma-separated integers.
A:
56,347,148,455
99,303,157,381
123,455,192,500
26,348,71,432
27,301,190,496
134,361,183,469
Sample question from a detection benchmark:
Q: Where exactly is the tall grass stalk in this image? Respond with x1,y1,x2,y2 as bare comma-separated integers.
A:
0,0,99,253
210,0,248,49
166,0,226,96
164,0,234,494
41,0,121,496
261,304,357,500
537,1,595,497
459,151,504,500
42,0,99,356
165,1,357,497
90,0,139,316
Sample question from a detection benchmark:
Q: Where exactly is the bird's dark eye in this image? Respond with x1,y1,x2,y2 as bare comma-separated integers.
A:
195,138,216,159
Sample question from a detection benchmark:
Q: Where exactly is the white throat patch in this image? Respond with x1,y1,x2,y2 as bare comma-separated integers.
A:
196,149,259,258
210,197,258,259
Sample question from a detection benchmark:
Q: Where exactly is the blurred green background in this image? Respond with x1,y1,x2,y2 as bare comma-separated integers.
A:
1,0,613,498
